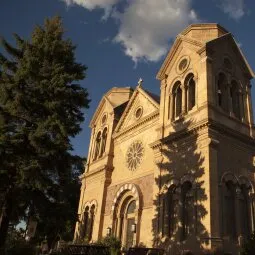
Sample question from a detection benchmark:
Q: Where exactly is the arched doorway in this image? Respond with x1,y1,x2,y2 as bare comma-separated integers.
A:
124,199,136,248
111,184,141,249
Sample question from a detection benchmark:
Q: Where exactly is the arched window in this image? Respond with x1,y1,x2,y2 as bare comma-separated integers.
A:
239,185,250,238
88,205,95,241
162,186,178,237
185,74,196,111
81,206,89,239
94,132,101,160
100,127,107,157
224,181,236,239
217,73,228,112
181,181,193,241
125,200,136,248
172,81,182,119
230,81,241,119
113,194,138,249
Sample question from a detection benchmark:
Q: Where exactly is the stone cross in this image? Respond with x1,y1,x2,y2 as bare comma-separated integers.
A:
137,78,143,87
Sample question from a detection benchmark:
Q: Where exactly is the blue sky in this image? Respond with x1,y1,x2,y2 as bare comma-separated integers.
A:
1,0,255,157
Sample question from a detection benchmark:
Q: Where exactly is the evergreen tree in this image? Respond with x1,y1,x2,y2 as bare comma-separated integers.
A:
0,16,90,248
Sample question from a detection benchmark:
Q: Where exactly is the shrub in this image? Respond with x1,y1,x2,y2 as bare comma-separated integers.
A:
241,232,255,255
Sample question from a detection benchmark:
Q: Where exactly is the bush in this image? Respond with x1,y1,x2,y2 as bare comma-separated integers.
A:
5,242,37,255
4,228,38,255
99,236,121,255
241,232,255,255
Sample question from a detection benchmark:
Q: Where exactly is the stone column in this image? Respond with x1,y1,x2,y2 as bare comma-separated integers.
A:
239,91,244,121
175,186,182,241
246,83,254,126
228,84,233,116
181,84,187,115
249,193,255,233
235,186,242,241
86,127,96,169
171,93,175,120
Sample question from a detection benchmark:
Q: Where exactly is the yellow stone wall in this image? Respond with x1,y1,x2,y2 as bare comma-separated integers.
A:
75,24,255,255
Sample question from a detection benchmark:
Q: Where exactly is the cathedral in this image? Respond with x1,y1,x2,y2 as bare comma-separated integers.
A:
74,24,255,254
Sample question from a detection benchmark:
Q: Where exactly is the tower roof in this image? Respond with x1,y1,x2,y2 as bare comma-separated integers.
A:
156,23,254,80
180,23,228,42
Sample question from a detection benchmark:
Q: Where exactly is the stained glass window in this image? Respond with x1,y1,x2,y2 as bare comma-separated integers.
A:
126,141,144,171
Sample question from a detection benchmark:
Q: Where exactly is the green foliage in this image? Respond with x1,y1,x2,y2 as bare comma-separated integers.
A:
241,232,255,255
74,236,121,255
101,236,121,250
100,236,121,255
0,16,89,247
4,228,37,255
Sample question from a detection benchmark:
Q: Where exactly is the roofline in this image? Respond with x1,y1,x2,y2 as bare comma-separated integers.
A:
181,23,229,36
206,33,255,79
89,87,133,128
114,86,160,133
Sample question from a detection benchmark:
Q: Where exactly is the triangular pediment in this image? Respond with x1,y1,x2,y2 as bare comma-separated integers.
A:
89,97,113,128
90,87,133,128
114,87,159,134
156,35,204,80
157,23,230,80
206,33,255,78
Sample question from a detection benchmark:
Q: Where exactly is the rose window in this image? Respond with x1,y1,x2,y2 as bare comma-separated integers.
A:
126,141,144,171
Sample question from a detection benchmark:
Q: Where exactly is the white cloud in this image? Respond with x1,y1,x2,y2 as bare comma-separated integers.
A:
61,0,198,63
62,0,118,19
220,0,245,20
113,0,198,63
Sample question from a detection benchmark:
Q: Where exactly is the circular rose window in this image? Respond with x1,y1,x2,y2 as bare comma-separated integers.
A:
135,107,143,119
178,58,188,72
224,58,232,70
126,141,144,171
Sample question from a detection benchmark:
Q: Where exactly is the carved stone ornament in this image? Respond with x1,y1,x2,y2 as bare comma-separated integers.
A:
126,141,144,171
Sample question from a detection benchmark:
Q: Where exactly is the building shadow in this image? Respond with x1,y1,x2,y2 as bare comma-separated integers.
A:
151,118,210,254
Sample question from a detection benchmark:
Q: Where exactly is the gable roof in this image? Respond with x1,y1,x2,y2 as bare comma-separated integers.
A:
114,86,160,133
144,89,160,104
156,23,229,80
113,101,129,120
206,33,255,78
89,87,133,127
156,35,204,80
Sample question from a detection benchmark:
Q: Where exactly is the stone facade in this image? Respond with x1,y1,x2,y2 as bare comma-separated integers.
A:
74,24,255,255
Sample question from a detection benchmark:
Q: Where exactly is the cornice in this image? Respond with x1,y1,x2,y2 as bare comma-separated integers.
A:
113,111,159,139
114,86,159,134
208,119,255,147
208,103,252,129
89,97,106,128
156,36,182,80
150,118,255,150
156,35,204,81
150,120,209,149
115,90,139,132
180,35,204,48
180,23,229,36
85,164,113,179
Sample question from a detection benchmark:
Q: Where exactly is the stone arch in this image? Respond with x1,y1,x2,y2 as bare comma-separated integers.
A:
238,175,254,192
82,199,98,213
216,72,228,111
161,178,179,194
168,76,182,94
184,72,196,111
221,171,239,184
111,183,141,215
180,174,196,188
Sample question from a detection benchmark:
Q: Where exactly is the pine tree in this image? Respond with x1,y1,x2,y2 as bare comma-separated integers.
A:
0,16,90,248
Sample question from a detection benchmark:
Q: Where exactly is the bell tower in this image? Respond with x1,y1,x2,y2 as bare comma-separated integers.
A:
154,24,255,254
